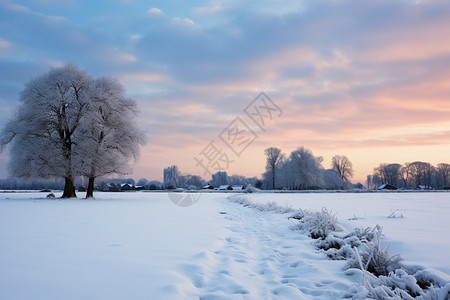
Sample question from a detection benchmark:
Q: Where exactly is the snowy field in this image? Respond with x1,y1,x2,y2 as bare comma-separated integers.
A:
0,191,448,299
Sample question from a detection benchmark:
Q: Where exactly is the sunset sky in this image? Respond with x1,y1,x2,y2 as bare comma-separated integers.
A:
0,0,449,183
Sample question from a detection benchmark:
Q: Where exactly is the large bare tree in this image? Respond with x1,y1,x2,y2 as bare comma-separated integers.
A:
0,64,143,198
1,64,90,197
76,76,143,198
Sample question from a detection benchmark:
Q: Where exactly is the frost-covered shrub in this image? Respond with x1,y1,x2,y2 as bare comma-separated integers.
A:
288,209,305,220
290,208,344,239
316,234,362,260
345,226,377,243
289,207,449,299
326,244,355,261
342,235,363,248
315,234,345,251
349,267,450,299
348,226,402,277
413,269,450,291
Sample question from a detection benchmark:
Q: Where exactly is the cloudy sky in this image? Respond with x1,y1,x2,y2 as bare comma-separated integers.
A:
0,0,449,183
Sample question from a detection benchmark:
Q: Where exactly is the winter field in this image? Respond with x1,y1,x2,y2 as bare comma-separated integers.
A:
0,191,449,299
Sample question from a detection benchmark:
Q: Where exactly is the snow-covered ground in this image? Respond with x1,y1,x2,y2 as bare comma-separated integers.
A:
0,191,448,299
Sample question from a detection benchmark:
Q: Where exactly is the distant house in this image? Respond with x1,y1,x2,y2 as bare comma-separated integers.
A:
231,185,245,191
218,185,233,190
120,183,134,191
417,185,432,190
107,183,120,192
202,184,214,190
378,183,398,190
120,183,143,191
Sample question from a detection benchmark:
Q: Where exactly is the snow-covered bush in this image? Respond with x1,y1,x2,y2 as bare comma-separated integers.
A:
288,208,305,220
413,268,450,292
315,234,358,261
348,267,450,299
315,229,371,261
289,208,344,239
348,226,403,277
318,224,449,299
347,226,377,243
315,234,346,251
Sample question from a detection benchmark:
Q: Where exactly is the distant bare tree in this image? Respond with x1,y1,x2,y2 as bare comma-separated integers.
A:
372,174,382,188
437,163,450,187
185,175,205,189
374,163,402,186
400,163,412,188
228,174,247,186
264,147,285,189
366,175,372,189
409,161,428,187
323,169,343,190
211,171,228,187
423,163,434,189
163,165,180,189
385,163,401,185
288,147,324,189
316,156,324,166
331,155,354,183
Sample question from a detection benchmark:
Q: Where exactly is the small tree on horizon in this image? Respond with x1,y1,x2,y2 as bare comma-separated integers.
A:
264,147,285,189
288,146,324,190
331,155,354,184
436,163,450,187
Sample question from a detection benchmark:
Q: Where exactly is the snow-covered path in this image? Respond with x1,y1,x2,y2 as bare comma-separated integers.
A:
174,197,356,299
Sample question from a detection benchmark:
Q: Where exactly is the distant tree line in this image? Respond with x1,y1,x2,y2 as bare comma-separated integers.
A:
162,165,259,190
367,162,450,189
143,146,358,192
0,178,64,191
261,146,359,190
0,177,164,192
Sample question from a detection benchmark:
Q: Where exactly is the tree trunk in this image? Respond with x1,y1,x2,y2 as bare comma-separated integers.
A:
86,177,95,198
61,176,77,198
272,169,276,190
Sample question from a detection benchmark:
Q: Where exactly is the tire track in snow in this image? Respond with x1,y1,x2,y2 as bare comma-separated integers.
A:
175,198,358,299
